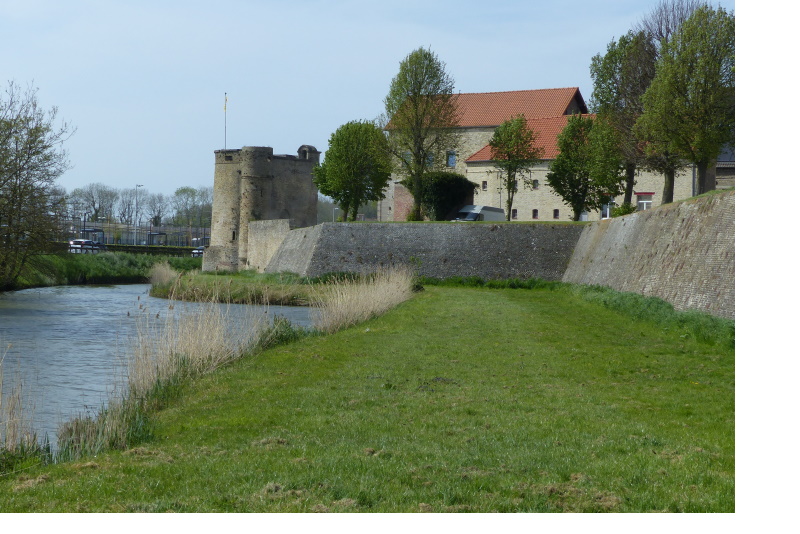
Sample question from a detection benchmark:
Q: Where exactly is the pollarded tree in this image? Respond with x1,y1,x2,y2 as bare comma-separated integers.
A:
312,120,392,222
0,81,73,289
489,115,543,221
637,5,735,195
383,47,462,220
546,115,624,221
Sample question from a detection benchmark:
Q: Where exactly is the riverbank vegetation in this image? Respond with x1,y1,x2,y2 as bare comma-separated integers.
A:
6,252,201,291
0,272,733,512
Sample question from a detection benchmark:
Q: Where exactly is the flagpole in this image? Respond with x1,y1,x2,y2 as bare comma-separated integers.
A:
224,92,227,150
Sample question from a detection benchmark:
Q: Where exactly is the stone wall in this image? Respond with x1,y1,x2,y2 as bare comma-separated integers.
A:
265,222,586,280
249,191,735,319
562,191,734,319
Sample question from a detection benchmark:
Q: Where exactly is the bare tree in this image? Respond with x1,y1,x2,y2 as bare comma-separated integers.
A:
71,182,118,223
635,0,703,54
145,192,170,227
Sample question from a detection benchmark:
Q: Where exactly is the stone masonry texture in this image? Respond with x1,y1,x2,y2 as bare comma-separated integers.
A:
266,222,586,281
562,191,734,319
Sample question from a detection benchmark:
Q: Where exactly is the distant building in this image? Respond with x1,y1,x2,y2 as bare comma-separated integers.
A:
379,87,733,221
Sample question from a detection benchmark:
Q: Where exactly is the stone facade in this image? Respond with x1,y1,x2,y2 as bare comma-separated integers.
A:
202,145,319,272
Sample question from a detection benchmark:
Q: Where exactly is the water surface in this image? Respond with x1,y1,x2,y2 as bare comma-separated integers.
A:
0,284,313,442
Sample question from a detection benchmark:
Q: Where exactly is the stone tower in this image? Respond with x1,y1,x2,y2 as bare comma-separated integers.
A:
202,145,320,272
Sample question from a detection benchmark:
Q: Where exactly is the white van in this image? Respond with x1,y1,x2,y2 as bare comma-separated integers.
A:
452,205,506,222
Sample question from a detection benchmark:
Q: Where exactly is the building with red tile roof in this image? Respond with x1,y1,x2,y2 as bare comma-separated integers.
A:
378,87,728,222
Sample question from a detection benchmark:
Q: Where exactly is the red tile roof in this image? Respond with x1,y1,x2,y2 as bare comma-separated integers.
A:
453,88,586,127
466,115,594,162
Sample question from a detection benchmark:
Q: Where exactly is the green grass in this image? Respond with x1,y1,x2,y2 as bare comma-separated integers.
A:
0,286,733,512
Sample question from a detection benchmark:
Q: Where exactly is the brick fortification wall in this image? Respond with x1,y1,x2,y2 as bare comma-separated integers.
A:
562,191,734,319
266,223,585,280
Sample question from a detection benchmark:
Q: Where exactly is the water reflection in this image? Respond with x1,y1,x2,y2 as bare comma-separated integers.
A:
0,284,313,442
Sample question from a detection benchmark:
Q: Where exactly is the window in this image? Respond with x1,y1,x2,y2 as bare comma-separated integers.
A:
446,150,456,168
482,181,488,191
511,209,518,220
532,179,539,189
553,209,560,220
636,193,653,211
532,209,539,219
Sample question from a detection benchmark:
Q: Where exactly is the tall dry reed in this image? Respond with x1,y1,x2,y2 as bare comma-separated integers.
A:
58,292,271,459
1,348,40,463
149,261,179,288
312,267,416,333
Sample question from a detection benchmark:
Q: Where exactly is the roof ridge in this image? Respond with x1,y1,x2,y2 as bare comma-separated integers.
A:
455,87,579,96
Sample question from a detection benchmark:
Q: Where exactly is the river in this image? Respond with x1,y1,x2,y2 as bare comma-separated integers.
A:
0,284,314,444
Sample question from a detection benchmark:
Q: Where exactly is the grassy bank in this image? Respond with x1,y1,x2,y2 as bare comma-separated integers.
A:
0,283,734,512
8,253,201,291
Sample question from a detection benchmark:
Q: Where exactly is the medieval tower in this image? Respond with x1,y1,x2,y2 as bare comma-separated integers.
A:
202,145,320,272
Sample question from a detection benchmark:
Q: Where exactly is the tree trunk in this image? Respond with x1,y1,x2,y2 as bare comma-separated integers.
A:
696,159,717,195
661,168,675,205
623,162,636,205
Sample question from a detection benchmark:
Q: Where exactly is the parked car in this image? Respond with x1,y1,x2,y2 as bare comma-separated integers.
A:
191,246,205,257
68,239,107,254
452,205,506,222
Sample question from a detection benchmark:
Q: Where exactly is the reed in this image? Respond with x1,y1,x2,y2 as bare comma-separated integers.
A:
57,289,273,460
1,348,47,474
312,267,416,333
55,269,415,461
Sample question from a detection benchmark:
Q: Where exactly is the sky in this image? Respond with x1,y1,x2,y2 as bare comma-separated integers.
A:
1,0,738,197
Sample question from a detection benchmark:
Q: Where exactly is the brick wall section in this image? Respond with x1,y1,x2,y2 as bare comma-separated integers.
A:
265,222,585,280
562,191,734,319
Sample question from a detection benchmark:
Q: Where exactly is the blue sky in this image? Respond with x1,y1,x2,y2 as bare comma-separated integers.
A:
2,0,737,196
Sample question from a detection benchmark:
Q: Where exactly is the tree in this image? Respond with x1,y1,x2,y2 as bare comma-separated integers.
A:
590,31,657,206
635,0,703,52
637,5,734,195
383,47,462,220
488,115,543,221
546,115,624,221
312,120,392,222
633,0,704,204
171,186,196,226
70,182,118,223
144,192,170,227
0,81,73,289
418,171,477,221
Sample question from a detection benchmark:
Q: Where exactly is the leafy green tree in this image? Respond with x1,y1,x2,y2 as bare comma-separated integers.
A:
637,5,735,195
312,120,392,222
590,31,657,206
383,47,462,220
488,115,543,221
0,81,73,289
633,0,703,204
546,115,623,221
419,171,477,221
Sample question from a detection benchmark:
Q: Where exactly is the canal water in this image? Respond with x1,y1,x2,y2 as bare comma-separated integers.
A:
0,284,314,443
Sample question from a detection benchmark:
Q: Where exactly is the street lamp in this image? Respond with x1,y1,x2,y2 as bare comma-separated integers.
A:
135,184,143,245
332,207,338,222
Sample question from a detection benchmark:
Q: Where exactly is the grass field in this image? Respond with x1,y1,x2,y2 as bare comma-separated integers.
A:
0,285,734,512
